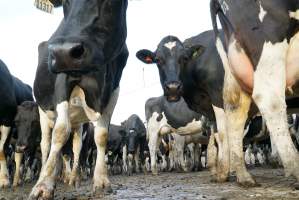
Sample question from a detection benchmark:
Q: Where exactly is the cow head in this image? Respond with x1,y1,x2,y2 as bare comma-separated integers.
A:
14,101,41,153
48,0,128,74
136,36,205,102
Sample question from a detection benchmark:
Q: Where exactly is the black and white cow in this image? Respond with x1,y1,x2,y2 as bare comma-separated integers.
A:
121,114,148,175
0,60,34,188
137,32,232,181
12,101,41,187
210,0,299,186
30,0,128,198
144,96,208,175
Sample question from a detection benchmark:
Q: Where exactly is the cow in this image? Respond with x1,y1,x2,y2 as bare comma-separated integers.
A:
210,0,299,186
121,114,148,175
29,0,128,198
12,101,41,187
144,96,208,175
0,59,34,188
136,32,232,181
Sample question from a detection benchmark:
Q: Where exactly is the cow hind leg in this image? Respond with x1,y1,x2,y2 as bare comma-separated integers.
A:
29,102,71,200
252,40,299,184
0,126,11,188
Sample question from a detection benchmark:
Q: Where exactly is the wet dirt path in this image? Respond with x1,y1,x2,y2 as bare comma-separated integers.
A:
1,168,299,200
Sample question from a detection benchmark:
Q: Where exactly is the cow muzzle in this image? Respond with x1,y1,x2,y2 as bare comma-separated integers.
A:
164,81,183,102
48,42,89,73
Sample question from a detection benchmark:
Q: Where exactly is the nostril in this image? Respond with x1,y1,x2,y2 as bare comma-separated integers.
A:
70,44,85,59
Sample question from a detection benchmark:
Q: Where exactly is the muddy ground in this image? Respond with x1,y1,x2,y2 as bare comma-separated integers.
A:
1,167,299,200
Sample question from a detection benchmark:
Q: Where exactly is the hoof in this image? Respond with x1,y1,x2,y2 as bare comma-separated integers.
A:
237,179,260,188
292,182,299,190
28,181,55,200
93,177,112,194
69,175,80,188
0,175,10,188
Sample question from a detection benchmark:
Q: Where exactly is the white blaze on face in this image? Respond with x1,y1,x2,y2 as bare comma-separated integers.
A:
258,2,267,22
289,10,299,21
164,41,177,50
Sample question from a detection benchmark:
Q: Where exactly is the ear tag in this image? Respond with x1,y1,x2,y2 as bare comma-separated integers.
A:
34,0,54,14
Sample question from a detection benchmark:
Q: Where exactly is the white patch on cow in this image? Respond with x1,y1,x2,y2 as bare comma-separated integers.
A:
289,10,299,21
258,2,267,22
253,40,299,178
164,41,176,50
122,145,128,173
219,0,229,15
0,125,10,187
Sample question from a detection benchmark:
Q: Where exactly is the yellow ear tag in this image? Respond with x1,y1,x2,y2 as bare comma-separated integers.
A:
34,0,54,14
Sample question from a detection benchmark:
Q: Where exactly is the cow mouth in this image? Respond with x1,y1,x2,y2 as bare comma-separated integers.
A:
166,94,181,102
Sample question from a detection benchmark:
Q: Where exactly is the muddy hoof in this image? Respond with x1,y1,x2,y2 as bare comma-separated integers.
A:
28,182,55,200
69,175,80,188
93,177,112,195
0,175,10,188
292,182,299,190
238,180,260,188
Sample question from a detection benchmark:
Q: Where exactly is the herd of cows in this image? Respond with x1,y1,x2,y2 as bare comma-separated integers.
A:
1,0,299,199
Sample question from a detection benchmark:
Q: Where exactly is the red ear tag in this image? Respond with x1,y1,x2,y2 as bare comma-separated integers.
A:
145,57,153,63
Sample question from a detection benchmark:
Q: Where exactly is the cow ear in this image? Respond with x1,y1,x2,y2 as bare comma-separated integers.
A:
186,45,206,60
136,49,156,64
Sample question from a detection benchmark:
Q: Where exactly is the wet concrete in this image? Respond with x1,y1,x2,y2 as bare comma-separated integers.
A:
1,167,299,200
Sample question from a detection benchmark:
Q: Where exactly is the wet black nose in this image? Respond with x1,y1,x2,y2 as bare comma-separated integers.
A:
48,43,86,73
165,81,182,93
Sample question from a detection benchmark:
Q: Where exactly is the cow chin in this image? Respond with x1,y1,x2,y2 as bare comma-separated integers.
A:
165,94,181,102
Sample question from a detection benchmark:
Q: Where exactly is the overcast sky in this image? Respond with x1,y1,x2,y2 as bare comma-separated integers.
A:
0,0,211,124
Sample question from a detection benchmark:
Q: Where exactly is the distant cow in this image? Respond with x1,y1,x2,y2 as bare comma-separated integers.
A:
13,101,41,187
0,60,33,188
29,0,129,199
121,114,148,175
144,96,208,175
210,0,299,186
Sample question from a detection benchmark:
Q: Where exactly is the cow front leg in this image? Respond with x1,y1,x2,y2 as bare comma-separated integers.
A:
207,129,218,180
0,125,10,188
93,123,111,192
69,126,82,187
122,145,128,174
13,152,23,187
29,102,70,200
148,128,160,175
39,107,52,167
134,145,140,173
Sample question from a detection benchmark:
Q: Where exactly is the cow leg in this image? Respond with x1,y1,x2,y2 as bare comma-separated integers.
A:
39,107,52,167
29,102,71,200
207,129,217,179
173,134,188,172
127,153,133,176
225,91,255,186
122,145,128,174
252,40,299,182
187,143,195,171
194,143,202,171
62,154,72,184
69,126,82,187
148,127,160,175
0,125,10,188
134,145,140,173
212,106,229,182
13,152,23,187
93,123,111,192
